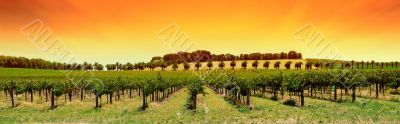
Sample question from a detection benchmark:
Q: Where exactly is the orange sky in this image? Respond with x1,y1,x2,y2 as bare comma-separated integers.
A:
1,0,400,64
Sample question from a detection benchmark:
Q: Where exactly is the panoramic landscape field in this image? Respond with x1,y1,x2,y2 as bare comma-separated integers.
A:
1,0,400,123
0,67,399,123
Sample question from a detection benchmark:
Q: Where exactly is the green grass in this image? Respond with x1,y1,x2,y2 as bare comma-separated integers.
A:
249,96,400,123
0,87,399,123
1,66,398,78
0,67,65,77
0,67,192,79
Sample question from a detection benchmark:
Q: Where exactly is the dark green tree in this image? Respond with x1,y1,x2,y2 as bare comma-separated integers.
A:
242,61,248,69
186,78,206,111
274,61,281,69
207,61,213,70
284,61,292,69
263,61,270,69
172,62,178,71
252,60,259,69
218,61,225,69
183,62,190,71
230,60,236,69
195,61,202,71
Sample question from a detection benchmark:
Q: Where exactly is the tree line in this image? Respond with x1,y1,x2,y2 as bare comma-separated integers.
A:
156,50,302,65
305,60,399,70
0,55,104,71
3,52,399,71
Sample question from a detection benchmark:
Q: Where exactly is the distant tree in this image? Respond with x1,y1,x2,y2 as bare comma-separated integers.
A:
241,61,248,69
207,61,213,70
280,52,288,59
306,62,313,69
87,63,93,70
0,55,74,70
351,60,354,69
295,62,303,69
106,64,112,71
345,63,351,69
0,50,305,70
150,56,163,62
147,62,156,71
136,62,146,71
361,61,364,69
160,61,167,71
284,61,292,69
396,61,398,68
183,62,190,70
274,61,281,69
387,62,390,69
121,63,127,70
356,62,359,69
95,64,104,71
172,63,178,71
93,62,99,70
391,61,394,69
76,64,83,70
116,62,120,71
320,62,324,69
288,51,298,59
252,60,259,69
106,64,116,71
218,61,225,69
314,63,321,69
263,61,270,69
83,62,89,71
195,61,202,71
324,62,331,69
125,62,133,70
230,60,236,69
118,62,123,70
371,60,375,69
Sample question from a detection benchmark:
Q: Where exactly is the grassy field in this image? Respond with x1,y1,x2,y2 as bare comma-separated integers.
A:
0,86,399,123
0,68,399,123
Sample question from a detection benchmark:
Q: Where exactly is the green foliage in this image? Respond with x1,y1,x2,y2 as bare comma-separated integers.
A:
270,96,278,101
186,77,206,96
263,61,270,69
218,61,225,69
283,73,304,92
230,60,236,69
283,98,297,106
195,62,202,70
387,70,400,89
241,61,247,69
207,61,213,69
252,60,259,69
284,61,292,69
183,62,190,70
0,67,399,110
90,79,106,97
172,63,178,71
344,70,367,87
52,82,65,97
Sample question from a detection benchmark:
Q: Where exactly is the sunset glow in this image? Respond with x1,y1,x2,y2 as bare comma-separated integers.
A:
1,0,400,64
